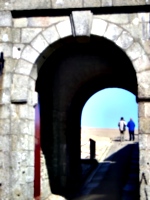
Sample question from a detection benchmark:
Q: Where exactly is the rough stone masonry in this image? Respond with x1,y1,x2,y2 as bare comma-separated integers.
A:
0,0,150,199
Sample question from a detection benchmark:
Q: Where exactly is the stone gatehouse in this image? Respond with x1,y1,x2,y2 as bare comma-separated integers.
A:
0,1,150,199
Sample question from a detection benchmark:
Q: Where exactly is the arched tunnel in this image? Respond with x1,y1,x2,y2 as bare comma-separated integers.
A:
35,36,137,197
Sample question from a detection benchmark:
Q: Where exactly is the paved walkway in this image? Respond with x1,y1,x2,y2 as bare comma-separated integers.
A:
71,135,139,200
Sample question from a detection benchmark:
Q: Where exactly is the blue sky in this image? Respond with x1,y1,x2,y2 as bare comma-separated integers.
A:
81,88,138,129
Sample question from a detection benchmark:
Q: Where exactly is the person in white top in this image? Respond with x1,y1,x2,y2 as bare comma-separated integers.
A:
118,117,127,142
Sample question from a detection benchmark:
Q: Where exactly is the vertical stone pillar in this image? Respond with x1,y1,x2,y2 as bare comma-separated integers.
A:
139,100,150,199
9,104,35,199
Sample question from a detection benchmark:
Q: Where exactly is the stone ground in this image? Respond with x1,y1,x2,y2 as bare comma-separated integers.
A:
71,128,139,200
46,128,139,200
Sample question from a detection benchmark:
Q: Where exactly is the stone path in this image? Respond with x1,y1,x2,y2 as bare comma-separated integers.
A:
72,133,139,200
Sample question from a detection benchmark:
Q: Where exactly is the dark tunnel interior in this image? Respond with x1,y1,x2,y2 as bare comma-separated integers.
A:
35,36,138,197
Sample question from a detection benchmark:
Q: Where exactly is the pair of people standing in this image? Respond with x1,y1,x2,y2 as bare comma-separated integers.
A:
118,117,135,141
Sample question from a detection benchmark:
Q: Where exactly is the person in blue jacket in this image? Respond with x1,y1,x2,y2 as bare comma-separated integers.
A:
127,118,135,141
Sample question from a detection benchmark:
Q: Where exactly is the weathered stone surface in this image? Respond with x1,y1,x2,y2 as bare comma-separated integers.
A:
0,28,12,42
101,0,113,6
51,0,82,8
139,118,150,134
139,103,150,118
141,40,150,55
83,0,101,7
71,11,93,37
42,25,60,45
0,119,10,135
0,73,12,89
28,17,52,27
0,43,12,57
11,134,29,151
12,0,51,10
91,18,107,36
0,135,10,151
122,23,143,39
0,11,12,27
3,58,17,73
116,31,133,49
11,74,29,103
133,54,150,73
104,23,122,41
15,60,33,75
31,34,49,53
30,66,38,80
21,28,42,43
28,91,38,106
0,105,10,119
21,45,39,63
0,88,10,104
126,42,145,60
97,14,129,24
56,20,72,38
113,0,145,6
13,44,25,59
0,167,10,199
13,18,28,28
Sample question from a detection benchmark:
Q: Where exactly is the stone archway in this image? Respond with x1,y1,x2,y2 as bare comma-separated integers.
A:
2,11,149,199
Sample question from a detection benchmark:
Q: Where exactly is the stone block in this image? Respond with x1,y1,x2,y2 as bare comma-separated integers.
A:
141,40,150,55
138,103,150,118
12,28,21,43
0,119,10,135
83,0,101,7
13,44,25,59
41,178,51,200
21,28,42,44
28,136,34,150
0,167,10,199
104,23,122,41
11,74,29,103
51,0,82,8
0,104,10,119
56,20,72,38
101,0,112,6
91,18,107,36
0,151,10,168
0,88,10,104
0,43,12,57
15,59,33,75
0,27,12,42
133,54,150,73
116,31,133,49
11,118,34,135
3,57,17,73
12,0,51,10
11,134,29,151
138,84,150,99
0,73,12,89
126,42,145,61
21,45,39,64
28,17,52,27
97,14,129,24
13,18,28,28
28,90,38,107
139,118,150,134
122,23,143,39
0,11,12,27
30,66,38,80
31,34,49,53
42,25,60,45
27,151,34,166
0,135,10,151
113,0,145,6
71,11,93,37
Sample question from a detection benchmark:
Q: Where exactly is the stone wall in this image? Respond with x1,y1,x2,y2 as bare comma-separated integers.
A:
0,0,149,10
0,3,150,199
